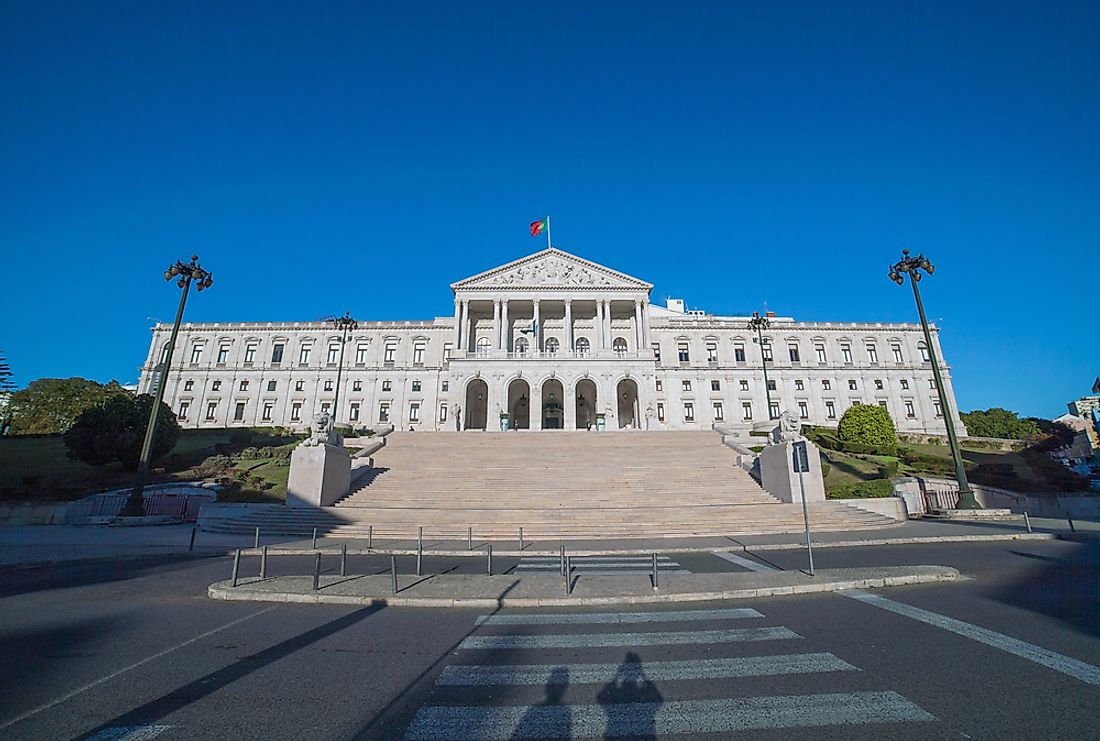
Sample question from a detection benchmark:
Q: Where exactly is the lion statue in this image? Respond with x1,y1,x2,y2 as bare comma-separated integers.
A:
770,410,802,444
303,411,341,447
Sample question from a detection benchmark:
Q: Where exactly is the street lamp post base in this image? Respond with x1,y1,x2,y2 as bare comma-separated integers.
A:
120,493,146,517
955,488,982,510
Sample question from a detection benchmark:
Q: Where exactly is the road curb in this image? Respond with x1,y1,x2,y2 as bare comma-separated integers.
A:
207,567,962,608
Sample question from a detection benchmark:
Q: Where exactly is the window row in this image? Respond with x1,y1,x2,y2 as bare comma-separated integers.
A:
657,339,932,366
173,338,443,368
655,377,937,393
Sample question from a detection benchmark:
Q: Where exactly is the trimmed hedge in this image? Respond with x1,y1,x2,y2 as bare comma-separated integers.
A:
837,405,898,456
826,478,895,499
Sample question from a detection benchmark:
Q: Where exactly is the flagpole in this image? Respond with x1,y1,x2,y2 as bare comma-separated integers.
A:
546,215,552,249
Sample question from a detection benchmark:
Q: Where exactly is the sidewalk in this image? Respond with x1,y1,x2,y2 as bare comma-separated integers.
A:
208,565,963,608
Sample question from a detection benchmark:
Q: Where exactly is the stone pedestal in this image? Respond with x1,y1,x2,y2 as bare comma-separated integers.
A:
286,443,351,508
759,438,826,504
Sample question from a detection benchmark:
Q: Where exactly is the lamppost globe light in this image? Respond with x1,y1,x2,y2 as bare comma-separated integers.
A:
163,270,173,281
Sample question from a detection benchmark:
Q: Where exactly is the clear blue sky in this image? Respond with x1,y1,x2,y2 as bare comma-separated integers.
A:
1,1,1096,418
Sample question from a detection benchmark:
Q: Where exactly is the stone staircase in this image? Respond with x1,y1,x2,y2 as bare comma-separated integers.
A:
202,431,902,538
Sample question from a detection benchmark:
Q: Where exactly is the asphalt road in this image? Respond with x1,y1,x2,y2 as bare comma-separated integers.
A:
1,540,1098,740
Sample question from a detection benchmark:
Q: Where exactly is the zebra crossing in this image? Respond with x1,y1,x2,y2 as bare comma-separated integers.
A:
512,554,689,577
404,605,938,739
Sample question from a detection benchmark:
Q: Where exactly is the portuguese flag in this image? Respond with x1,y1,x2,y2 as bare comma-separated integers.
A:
530,217,548,237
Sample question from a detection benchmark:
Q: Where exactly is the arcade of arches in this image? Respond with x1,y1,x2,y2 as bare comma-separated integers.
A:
461,376,645,431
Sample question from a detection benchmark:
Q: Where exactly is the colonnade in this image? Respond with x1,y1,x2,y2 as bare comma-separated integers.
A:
453,298,652,354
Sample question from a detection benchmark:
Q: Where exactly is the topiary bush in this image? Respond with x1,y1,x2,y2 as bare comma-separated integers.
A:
826,478,895,499
838,405,898,456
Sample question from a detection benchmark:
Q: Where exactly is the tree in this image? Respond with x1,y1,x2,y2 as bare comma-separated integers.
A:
7,377,128,434
63,394,181,470
960,408,1041,440
0,350,15,435
837,404,898,455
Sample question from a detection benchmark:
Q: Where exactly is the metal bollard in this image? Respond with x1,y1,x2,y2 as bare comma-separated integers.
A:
313,552,321,591
391,555,398,594
189,527,197,552
368,524,373,549
340,544,347,577
560,545,566,576
312,527,318,549
1024,512,1032,533
652,553,659,590
487,544,493,575
564,555,571,594
260,546,268,579
468,527,473,550
254,527,260,549
418,526,423,552
231,549,241,587
416,539,423,576
1068,516,1076,532
519,527,524,551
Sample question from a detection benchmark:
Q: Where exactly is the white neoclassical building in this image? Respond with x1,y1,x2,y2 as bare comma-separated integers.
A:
138,247,968,436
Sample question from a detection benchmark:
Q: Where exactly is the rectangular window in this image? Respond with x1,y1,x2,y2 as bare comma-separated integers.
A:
929,379,937,389
739,379,749,391
711,380,720,392
684,402,695,422
217,345,230,364
766,380,776,391
900,379,909,390
409,402,420,422
866,344,878,364
271,343,284,364
762,342,773,362
327,345,340,365
294,380,304,392
262,402,273,421
212,380,221,391
657,403,665,422
815,345,827,363
244,344,257,364
652,343,661,362
655,380,663,392
324,380,334,392
878,400,888,408
742,401,753,420
825,400,836,419
239,380,248,391
353,380,362,392
682,380,692,392
190,345,204,364
382,380,392,392
206,402,218,420
788,344,800,362
712,402,724,421
412,380,422,392
874,379,884,391
441,381,449,392
920,344,931,362
794,379,804,391
413,344,425,366
439,404,448,422
734,344,746,363
849,379,858,391
769,401,780,419
160,344,171,364
443,343,453,361
321,402,330,414
677,343,690,364
350,403,360,421
905,400,916,418
379,403,390,422
706,343,718,364
841,344,853,364
291,402,302,421
355,343,368,365
178,401,190,419
798,401,808,419
822,379,831,390
384,343,396,365
299,345,312,365
234,402,246,421
892,345,903,363
184,379,194,391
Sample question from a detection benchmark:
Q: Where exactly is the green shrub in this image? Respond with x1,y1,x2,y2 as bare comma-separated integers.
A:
819,462,832,479
63,394,181,470
193,454,233,478
879,459,899,478
228,428,254,447
827,478,895,499
837,405,898,456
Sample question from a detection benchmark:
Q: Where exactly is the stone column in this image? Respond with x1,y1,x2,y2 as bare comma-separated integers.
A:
454,299,463,350
564,379,577,430
531,383,543,431
634,300,643,352
603,300,613,350
641,298,651,348
492,300,501,351
596,301,605,350
564,300,573,352
500,300,509,352
533,300,541,352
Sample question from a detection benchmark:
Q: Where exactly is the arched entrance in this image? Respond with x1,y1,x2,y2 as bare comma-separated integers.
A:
575,379,598,430
507,379,530,430
616,378,640,429
541,378,564,429
463,378,488,430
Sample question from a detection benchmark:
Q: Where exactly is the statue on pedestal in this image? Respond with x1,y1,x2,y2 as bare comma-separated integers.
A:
303,411,341,447
770,410,802,444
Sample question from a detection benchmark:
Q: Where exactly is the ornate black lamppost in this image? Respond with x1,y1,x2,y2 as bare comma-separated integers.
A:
889,249,979,509
329,311,358,425
748,312,774,419
122,256,213,516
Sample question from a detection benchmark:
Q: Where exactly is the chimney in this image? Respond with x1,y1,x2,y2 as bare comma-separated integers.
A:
765,311,776,318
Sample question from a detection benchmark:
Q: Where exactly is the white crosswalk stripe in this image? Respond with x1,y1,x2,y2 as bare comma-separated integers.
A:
405,691,936,739
407,606,939,738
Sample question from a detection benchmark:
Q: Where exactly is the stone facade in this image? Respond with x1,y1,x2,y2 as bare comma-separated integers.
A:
138,247,968,436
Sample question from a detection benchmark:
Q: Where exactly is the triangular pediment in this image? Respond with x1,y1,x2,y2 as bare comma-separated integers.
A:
452,248,652,291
